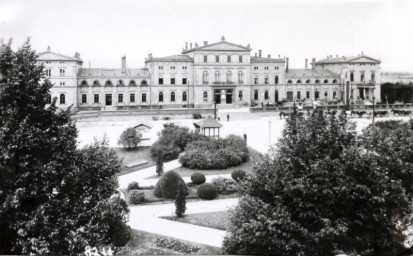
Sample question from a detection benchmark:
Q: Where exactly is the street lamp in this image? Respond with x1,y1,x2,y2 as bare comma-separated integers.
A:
372,89,376,125
269,120,271,147
213,100,217,120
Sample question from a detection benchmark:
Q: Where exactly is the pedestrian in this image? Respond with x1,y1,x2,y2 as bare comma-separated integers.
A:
227,114,230,121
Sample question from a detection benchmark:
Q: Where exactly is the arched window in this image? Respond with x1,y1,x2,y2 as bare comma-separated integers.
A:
158,92,164,102
287,80,292,84
203,71,209,83
129,80,136,86
158,75,163,85
81,80,88,86
203,91,208,102
182,91,187,101
59,94,65,104
254,75,258,84
371,72,375,82
105,80,113,86
275,90,279,102
306,79,311,84
332,79,337,83
275,75,279,84
117,80,124,86
264,90,269,100
46,94,51,104
350,72,354,82
238,71,244,83
254,90,259,100
141,80,148,86
93,80,100,86
239,90,243,100
226,71,232,82
171,92,175,102
297,80,302,84
315,79,320,84
324,79,329,83
264,75,269,84
215,71,220,82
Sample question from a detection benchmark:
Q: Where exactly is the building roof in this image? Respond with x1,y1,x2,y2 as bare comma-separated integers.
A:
316,54,381,64
181,39,251,54
251,56,285,64
145,55,193,63
286,69,340,78
194,116,223,129
78,68,150,77
37,46,82,63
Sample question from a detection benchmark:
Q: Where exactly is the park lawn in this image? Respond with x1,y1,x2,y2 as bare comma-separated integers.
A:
161,211,229,231
127,229,223,255
145,146,262,179
112,147,156,176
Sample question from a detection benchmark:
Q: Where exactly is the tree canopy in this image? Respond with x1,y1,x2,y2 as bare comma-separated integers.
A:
223,111,411,256
0,40,129,254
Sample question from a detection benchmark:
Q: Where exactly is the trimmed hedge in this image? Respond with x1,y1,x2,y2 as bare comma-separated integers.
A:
179,135,249,169
153,237,200,254
197,183,218,200
129,190,145,204
127,181,139,191
191,172,206,185
154,171,188,199
212,177,239,194
231,170,246,181
110,219,131,246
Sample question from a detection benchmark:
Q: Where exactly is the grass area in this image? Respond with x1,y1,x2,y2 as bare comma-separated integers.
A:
127,229,222,255
145,146,262,179
162,211,229,231
112,147,156,176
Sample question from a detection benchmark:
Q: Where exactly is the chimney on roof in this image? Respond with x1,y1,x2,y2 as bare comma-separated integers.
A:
255,52,257,57
121,55,126,74
286,57,289,72
305,58,308,69
74,52,80,59
185,42,188,50
204,41,208,46
268,54,271,58
312,58,316,70
190,43,192,49
259,50,262,58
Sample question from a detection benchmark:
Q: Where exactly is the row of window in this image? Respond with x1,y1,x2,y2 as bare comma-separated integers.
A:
287,79,338,84
159,66,188,70
44,68,66,77
252,90,337,101
348,71,375,82
46,94,65,104
80,80,148,86
204,55,243,63
158,76,187,85
254,66,279,70
82,92,189,104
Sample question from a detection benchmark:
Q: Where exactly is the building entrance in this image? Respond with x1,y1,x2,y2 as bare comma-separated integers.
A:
214,90,221,104
214,89,233,104
106,94,112,106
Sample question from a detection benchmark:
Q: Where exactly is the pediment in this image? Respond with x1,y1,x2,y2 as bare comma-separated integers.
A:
183,41,251,53
37,51,78,61
349,56,380,64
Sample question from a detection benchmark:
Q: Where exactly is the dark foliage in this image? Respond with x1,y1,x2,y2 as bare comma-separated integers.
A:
231,169,246,181
110,220,131,247
175,181,189,217
127,181,140,191
197,183,218,200
190,172,206,185
118,127,142,149
154,171,187,199
129,190,145,205
212,177,239,194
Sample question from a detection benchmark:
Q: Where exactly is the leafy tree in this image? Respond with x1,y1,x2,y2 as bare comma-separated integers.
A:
0,40,129,254
175,181,188,217
118,127,142,149
223,110,411,256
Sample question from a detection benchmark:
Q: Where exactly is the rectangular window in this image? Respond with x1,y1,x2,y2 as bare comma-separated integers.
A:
82,94,87,103
333,91,337,99
94,94,99,103
45,69,51,76
297,91,301,99
170,66,175,70
315,91,319,99
204,56,208,63
171,78,175,84
227,56,231,62
254,66,258,70
59,69,65,76
130,93,135,102
159,78,163,85
118,94,123,103
216,56,219,63
158,66,163,70
182,66,187,70
59,82,66,85
324,91,328,98
142,93,147,102
306,91,310,99
239,56,242,63
182,78,187,84
264,67,269,70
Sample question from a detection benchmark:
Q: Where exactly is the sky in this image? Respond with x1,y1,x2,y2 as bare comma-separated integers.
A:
0,0,412,72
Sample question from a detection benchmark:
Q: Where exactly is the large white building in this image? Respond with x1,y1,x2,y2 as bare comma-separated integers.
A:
37,37,382,111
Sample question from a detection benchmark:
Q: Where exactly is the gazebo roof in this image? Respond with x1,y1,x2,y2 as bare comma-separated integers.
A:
194,116,223,129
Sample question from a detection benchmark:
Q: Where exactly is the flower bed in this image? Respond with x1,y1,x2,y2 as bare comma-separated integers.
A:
153,237,200,255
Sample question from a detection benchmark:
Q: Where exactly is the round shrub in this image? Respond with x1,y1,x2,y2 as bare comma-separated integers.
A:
154,171,188,199
231,170,246,182
110,220,131,246
191,172,206,185
197,183,218,200
129,190,145,204
127,181,139,191
212,177,238,194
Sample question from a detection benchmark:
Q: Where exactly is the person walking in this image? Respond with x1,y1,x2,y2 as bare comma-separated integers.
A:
227,114,230,121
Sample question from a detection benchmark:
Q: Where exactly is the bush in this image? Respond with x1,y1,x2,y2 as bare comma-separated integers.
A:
151,142,181,162
129,190,145,204
212,177,238,194
127,181,139,191
118,127,142,149
175,181,188,217
153,237,200,254
191,172,206,185
154,171,188,199
231,170,246,182
110,220,131,247
179,135,249,169
197,183,218,200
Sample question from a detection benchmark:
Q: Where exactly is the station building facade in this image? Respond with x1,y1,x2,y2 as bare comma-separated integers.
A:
37,37,382,111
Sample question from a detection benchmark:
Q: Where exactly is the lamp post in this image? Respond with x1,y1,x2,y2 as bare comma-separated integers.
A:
269,120,271,147
213,100,217,120
372,93,375,125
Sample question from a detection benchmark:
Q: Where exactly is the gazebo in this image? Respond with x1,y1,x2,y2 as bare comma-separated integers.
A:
193,116,223,138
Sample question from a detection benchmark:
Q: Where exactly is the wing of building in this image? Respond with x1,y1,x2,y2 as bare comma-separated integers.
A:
36,38,382,111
